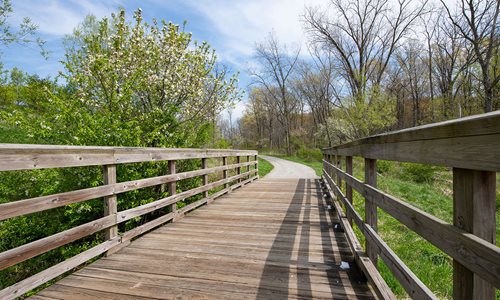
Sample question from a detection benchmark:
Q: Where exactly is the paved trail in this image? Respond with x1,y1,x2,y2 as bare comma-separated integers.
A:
260,155,319,179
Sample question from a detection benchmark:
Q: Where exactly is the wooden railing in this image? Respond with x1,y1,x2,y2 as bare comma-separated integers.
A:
321,111,500,300
0,145,258,299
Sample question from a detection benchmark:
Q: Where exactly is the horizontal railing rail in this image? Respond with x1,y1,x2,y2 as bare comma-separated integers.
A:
321,111,499,300
0,144,258,299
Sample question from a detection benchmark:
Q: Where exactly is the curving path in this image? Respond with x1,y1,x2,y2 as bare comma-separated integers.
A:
260,155,319,179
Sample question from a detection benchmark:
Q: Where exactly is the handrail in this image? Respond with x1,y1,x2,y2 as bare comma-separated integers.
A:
0,144,258,299
321,111,499,299
322,110,500,172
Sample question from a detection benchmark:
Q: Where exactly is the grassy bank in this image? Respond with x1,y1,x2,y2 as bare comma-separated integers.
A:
258,157,273,178
261,152,499,299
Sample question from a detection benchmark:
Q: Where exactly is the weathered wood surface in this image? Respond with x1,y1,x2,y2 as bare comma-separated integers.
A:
324,170,436,299
32,179,374,299
0,144,257,171
324,160,500,289
0,161,256,221
322,111,500,171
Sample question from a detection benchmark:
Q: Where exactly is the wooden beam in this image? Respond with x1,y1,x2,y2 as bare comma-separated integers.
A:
322,111,500,172
0,237,121,300
0,144,258,171
364,158,378,266
202,158,208,198
103,165,118,245
223,157,228,189
0,161,256,221
168,160,176,214
325,160,500,288
237,156,241,183
345,156,353,225
453,168,496,300
0,216,115,270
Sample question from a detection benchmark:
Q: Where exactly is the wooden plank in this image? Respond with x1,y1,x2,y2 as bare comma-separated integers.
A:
202,158,208,198
453,169,496,300
116,170,257,222
223,156,228,189
0,144,257,171
122,212,175,242
322,175,396,300
237,156,241,183
364,158,377,265
103,165,117,244
0,237,121,300
345,156,353,225
326,160,500,288
168,160,176,214
323,111,500,171
0,216,115,271
326,171,437,299
0,161,256,221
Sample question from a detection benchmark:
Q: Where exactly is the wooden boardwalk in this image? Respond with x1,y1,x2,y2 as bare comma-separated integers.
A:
33,179,374,299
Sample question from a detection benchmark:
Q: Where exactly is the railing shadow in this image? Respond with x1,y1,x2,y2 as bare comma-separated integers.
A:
256,178,369,299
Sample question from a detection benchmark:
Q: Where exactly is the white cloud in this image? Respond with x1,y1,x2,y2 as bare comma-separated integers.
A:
184,0,322,58
11,0,119,36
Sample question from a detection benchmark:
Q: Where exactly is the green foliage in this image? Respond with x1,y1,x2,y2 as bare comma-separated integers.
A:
0,7,242,292
258,157,273,177
296,147,322,161
376,160,393,174
400,162,436,183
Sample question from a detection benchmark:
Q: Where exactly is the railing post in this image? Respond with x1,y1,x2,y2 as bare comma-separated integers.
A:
247,155,250,180
254,154,258,178
346,156,353,225
103,164,118,255
223,157,228,189
168,160,177,214
237,156,241,183
336,155,342,191
202,158,208,198
452,168,495,300
364,158,378,266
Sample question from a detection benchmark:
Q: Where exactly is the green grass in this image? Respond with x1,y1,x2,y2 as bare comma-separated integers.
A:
260,153,499,299
346,158,500,299
258,157,273,177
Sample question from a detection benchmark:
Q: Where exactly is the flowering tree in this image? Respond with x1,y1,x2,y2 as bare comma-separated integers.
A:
63,9,241,147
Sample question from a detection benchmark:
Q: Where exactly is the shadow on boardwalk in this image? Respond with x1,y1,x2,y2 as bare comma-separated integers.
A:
256,178,371,299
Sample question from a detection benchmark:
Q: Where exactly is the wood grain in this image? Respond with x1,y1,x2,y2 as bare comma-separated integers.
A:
325,160,500,288
28,178,374,300
0,161,256,221
0,144,257,171
323,111,500,171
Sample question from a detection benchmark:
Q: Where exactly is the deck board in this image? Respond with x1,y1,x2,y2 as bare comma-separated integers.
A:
34,178,375,299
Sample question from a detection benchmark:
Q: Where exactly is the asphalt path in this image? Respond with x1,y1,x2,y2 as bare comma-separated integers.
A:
260,155,319,179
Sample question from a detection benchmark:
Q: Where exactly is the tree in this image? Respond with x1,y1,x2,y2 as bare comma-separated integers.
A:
441,0,499,112
61,9,240,147
0,0,47,60
251,33,300,155
304,0,427,102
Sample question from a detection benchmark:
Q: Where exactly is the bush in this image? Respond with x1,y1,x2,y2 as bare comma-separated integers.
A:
296,148,322,161
400,162,435,183
377,160,393,174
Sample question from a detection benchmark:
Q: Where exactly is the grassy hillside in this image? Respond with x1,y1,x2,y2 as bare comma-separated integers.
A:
257,157,274,178
267,153,499,299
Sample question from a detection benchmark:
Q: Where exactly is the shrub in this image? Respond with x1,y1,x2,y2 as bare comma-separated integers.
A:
376,160,393,174
400,162,435,183
296,148,322,161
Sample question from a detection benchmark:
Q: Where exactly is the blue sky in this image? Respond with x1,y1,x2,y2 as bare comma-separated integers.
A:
3,0,321,120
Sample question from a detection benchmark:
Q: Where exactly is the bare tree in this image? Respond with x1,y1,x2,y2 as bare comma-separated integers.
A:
251,32,300,155
303,0,427,102
441,0,499,112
